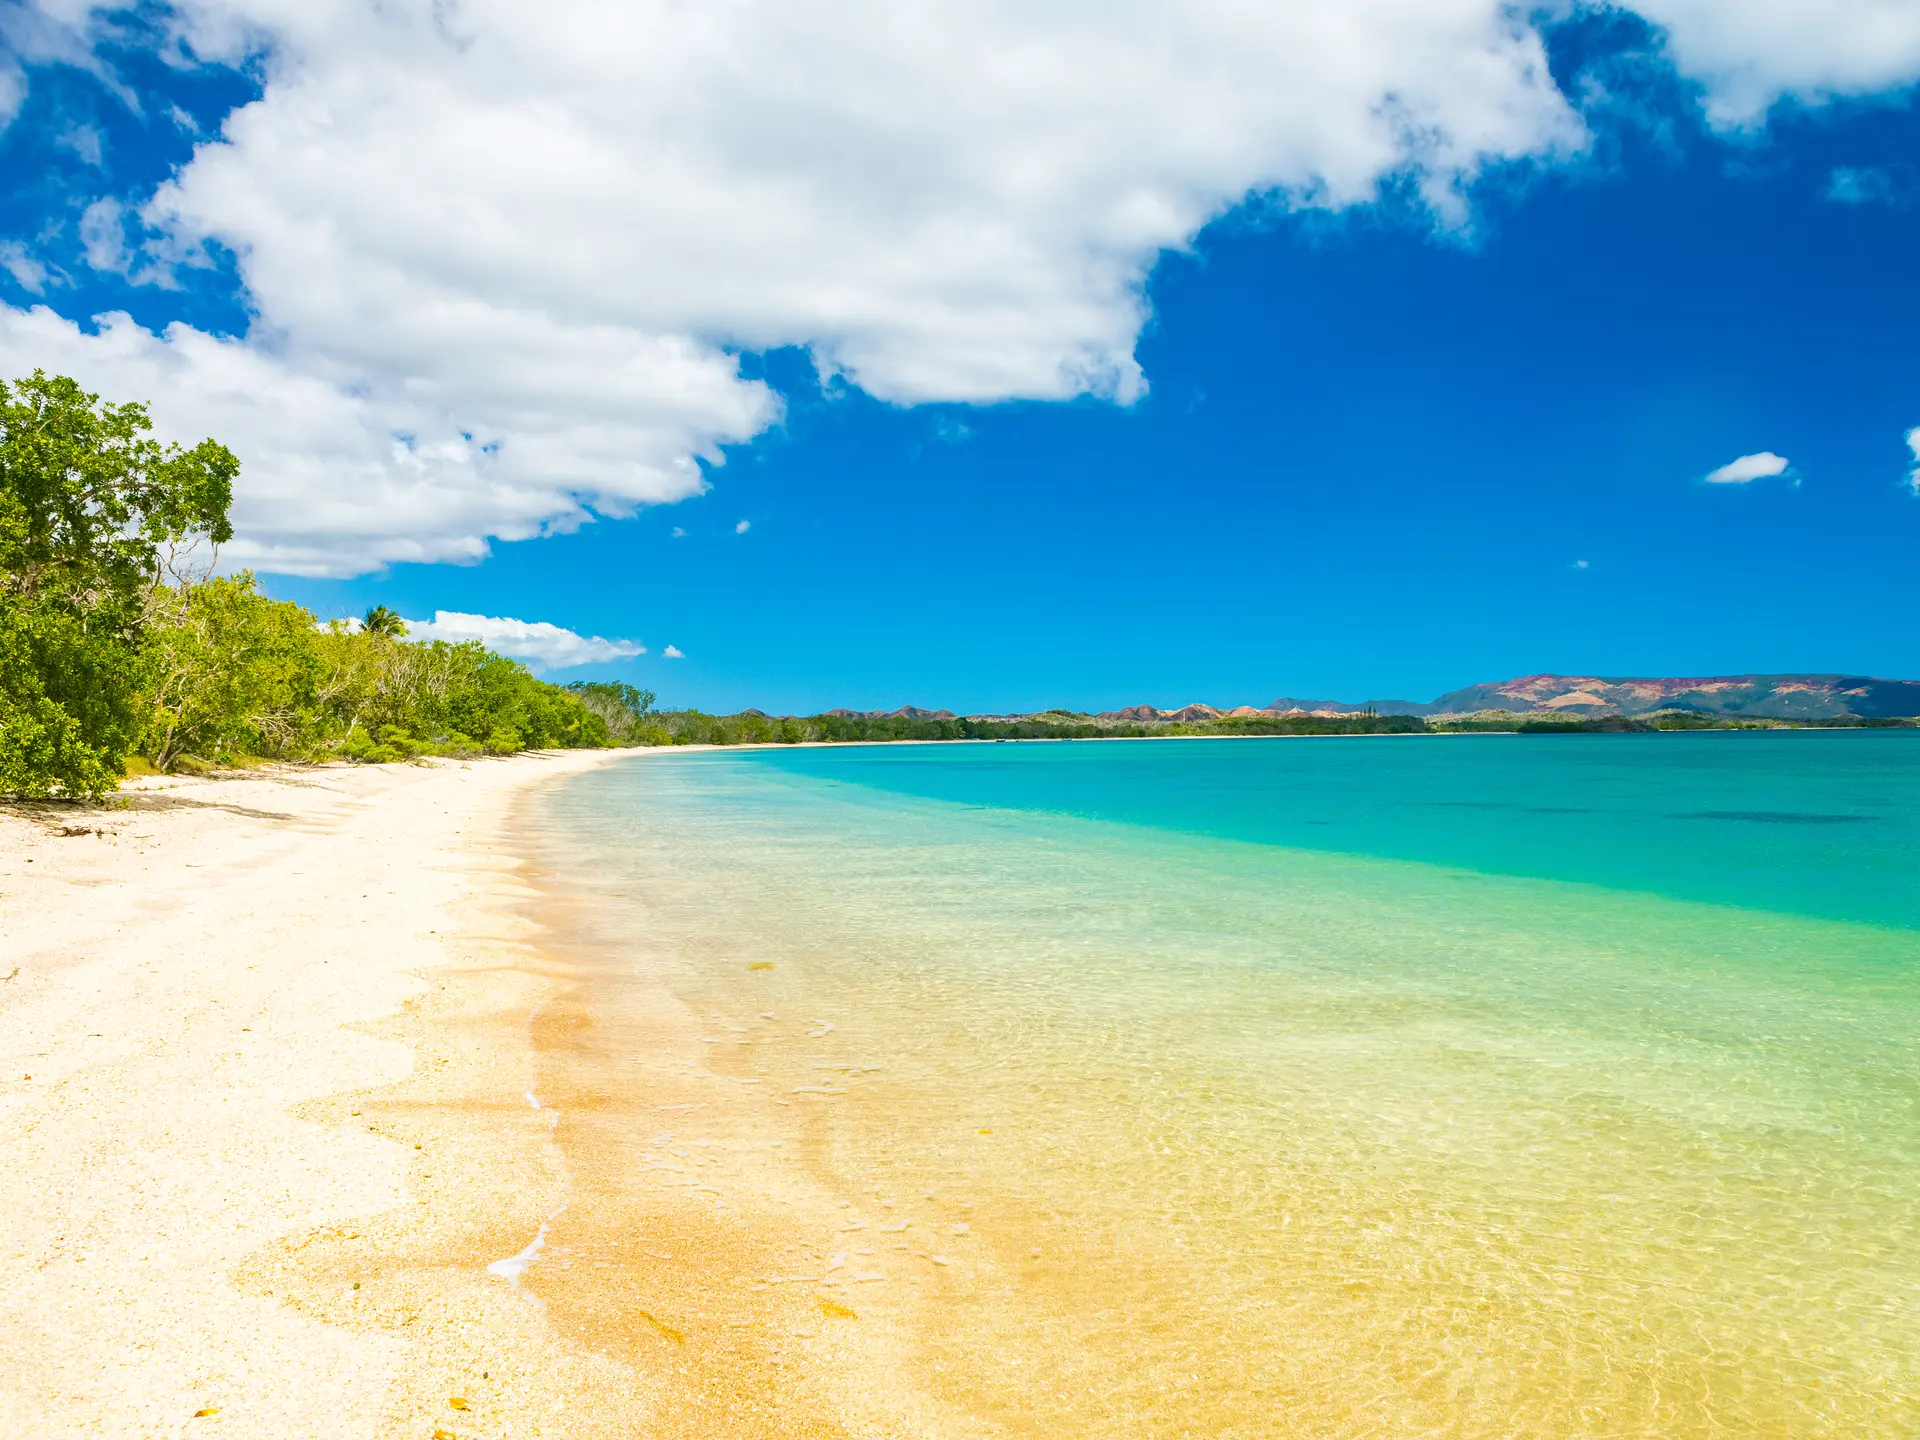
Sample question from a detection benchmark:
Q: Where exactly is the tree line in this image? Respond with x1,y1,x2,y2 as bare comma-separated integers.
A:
630,709,1430,746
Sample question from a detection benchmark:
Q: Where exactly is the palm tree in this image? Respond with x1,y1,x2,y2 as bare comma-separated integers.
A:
362,604,408,638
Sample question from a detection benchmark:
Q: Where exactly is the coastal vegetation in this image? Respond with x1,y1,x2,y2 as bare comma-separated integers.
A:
0,372,618,797
5,370,1913,800
629,709,1433,747
2,371,236,798
630,707,1913,748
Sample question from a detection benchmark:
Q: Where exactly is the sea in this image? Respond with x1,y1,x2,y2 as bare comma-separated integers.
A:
513,731,1920,1438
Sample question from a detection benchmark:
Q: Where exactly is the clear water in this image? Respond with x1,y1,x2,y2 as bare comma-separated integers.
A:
520,733,1920,1437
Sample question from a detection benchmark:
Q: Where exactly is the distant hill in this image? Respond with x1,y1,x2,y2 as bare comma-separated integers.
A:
1421,674,1920,720
1077,674,1920,722
822,705,958,721
839,677,1920,728
1264,695,1429,717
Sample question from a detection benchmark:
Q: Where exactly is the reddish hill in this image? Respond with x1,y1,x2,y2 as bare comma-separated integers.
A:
1425,674,1920,719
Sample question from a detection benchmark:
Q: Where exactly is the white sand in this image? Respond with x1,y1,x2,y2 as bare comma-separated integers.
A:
0,752,638,1440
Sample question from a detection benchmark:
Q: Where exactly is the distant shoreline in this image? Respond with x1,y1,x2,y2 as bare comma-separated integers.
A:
106,720,1920,791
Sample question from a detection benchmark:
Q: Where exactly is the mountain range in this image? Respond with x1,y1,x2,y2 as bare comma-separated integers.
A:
1213,674,1920,721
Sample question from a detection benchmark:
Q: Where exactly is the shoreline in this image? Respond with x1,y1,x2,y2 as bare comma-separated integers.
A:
10,739,1909,1435
0,750,637,1438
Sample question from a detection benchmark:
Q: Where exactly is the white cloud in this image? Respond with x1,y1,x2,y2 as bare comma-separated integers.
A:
0,241,47,293
662,645,685,659
402,610,644,671
1905,427,1920,496
1628,1,1920,126
0,4,119,127
0,60,24,133
1573,558,1590,569
2,2,1918,575
1704,450,1791,484
734,519,751,534
0,303,770,574
55,122,103,167
77,197,127,272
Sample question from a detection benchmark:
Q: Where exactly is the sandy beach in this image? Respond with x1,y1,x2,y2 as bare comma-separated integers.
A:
0,752,644,1440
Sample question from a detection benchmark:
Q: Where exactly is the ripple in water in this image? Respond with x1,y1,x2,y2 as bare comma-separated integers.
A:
517,737,1920,1438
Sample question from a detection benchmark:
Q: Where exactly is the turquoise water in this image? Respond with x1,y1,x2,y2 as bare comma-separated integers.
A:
526,733,1920,1438
741,731,1920,929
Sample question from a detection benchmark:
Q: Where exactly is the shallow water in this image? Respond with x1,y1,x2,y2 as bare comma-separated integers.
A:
518,733,1920,1436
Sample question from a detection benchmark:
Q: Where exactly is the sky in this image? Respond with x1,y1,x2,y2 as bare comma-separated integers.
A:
3,1,1920,712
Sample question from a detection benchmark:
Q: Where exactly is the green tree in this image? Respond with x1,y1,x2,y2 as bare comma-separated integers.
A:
361,604,408,638
142,574,324,770
0,372,237,797
563,681,656,741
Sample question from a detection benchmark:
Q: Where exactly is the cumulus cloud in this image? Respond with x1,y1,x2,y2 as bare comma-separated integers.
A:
402,610,644,671
1629,0,1920,125
662,645,685,659
1906,427,1920,496
1704,450,1791,484
1,2,1917,575
0,304,771,574
734,520,751,534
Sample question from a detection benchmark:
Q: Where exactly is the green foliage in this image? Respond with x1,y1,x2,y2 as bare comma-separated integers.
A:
134,595,613,769
143,573,324,770
1514,717,1650,733
0,371,238,797
563,681,656,742
631,709,1428,747
0,362,618,794
361,604,407,638
1200,714,1426,737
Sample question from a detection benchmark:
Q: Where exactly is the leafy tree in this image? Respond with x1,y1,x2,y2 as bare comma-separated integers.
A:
142,573,323,770
563,680,656,741
0,372,237,797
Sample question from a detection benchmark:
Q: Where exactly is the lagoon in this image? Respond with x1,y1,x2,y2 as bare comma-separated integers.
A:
520,733,1920,1436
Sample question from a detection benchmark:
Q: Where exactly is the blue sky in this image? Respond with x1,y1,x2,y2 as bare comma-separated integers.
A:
4,4,1920,711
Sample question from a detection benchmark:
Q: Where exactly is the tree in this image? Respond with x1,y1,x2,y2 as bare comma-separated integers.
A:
142,574,323,770
361,604,408,638
0,372,237,797
563,681,657,742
